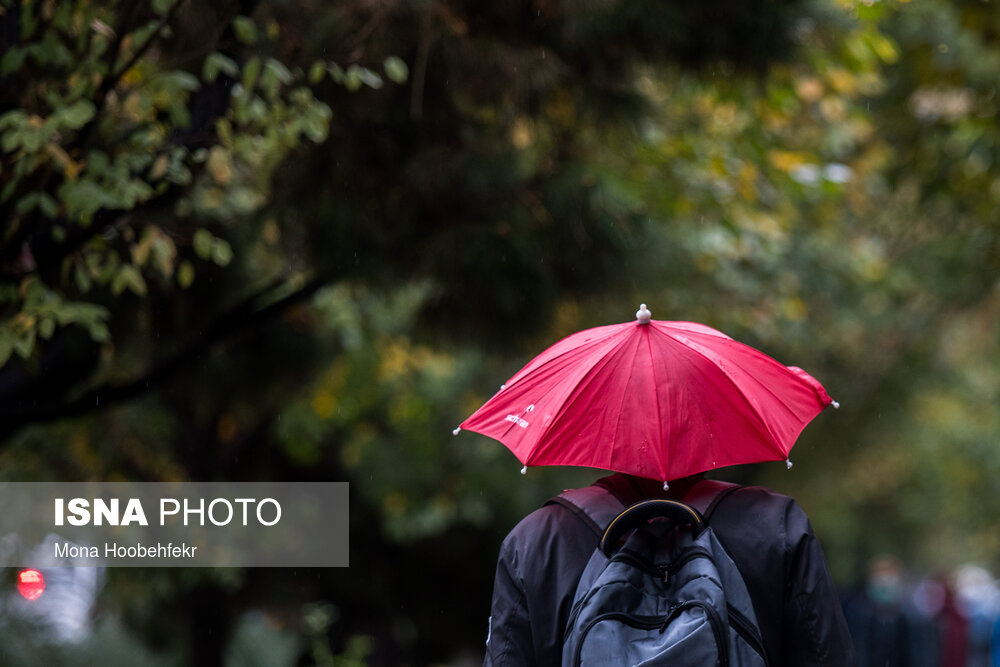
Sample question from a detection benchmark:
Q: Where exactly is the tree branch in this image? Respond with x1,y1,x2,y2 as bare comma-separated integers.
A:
106,0,187,95
0,274,335,441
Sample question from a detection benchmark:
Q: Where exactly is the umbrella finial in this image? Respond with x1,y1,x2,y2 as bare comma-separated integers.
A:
662,481,669,491
452,427,461,436
636,304,652,324
520,465,528,475
786,458,794,470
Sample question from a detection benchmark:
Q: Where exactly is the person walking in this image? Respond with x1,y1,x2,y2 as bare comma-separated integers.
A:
483,472,857,666
455,306,855,665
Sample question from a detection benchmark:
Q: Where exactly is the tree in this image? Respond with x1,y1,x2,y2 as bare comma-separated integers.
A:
5,0,1000,663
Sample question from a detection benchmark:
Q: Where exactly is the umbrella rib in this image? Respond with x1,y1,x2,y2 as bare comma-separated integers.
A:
543,331,638,469
502,324,624,390
643,328,667,481
608,333,641,473
495,336,626,460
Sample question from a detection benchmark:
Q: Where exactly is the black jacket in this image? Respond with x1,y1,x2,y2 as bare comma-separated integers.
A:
483,474,857,666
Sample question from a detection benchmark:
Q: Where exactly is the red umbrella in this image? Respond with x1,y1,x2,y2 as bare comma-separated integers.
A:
455,305,837,487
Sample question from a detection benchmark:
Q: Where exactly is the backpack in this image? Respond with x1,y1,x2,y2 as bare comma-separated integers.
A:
553,481,770,667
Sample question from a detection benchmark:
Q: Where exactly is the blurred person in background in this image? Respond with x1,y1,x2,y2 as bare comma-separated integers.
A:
844,555,914,667
911,577,948,667
952,565,997,667
936,575,968,667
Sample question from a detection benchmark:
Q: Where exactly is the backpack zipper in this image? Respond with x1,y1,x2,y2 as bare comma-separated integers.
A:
727,604,770,666
610,546,714,582
572,601,729,667
564,546,717,642
659,546,712,583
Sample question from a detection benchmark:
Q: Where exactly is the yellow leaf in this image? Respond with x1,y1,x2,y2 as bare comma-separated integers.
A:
795,76,824,103
262,219,281,245
768,150,808,172
312,392,337,419
151,153,169,180
510,117,534,149
132,236,152,266
825,68,857,95
781,297,808,322
206,146,233,185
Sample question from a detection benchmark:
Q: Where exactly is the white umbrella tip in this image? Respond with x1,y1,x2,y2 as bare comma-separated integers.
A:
452,427,461,436
636,304,652,324
831,400,841,409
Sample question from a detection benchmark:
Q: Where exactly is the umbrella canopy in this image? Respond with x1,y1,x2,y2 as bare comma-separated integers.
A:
456,305,837,485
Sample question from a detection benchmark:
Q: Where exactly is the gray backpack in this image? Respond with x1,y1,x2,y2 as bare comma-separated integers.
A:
554,481,770,667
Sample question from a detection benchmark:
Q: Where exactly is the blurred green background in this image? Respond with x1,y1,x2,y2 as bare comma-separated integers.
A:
1,0,999,664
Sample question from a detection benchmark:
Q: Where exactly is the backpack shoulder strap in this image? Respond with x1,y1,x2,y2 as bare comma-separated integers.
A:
547,479,742,538
682,479,743,521
546,486,625,540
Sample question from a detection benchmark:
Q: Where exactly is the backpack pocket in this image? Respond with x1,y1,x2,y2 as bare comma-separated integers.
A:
573,601,728,667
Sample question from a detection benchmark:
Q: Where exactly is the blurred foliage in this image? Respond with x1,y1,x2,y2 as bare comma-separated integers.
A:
0,609,182,666
2,0,1000,663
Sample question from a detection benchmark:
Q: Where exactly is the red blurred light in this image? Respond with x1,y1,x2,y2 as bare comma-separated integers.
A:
17,568,45,600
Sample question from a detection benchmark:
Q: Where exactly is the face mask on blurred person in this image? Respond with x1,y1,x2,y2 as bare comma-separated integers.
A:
868,573,902,606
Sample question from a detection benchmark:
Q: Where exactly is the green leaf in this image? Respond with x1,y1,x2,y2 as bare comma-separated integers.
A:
172,71,201,91
111,264,147,296
242,57,262,91
303,114,329,143
13,327,36,359
344,67,362,92
203,52,240,83
37,192,59,218
86,319,110,343
309,60,327,85
265,59,293,85
193,229,214,259
15,192,44,216
60,179,114,224
0,110,27,132
855,1,887,22
177,261,195,288
1,130,22,153
1,48,26,76
347,65,382,90
39,317,56,340
211,239,234,267
232,16,258,45
2,175,21,203
74,263,93,292
867,33,899,65
383,56,409,84
327,63,345,85
57,100,97,130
